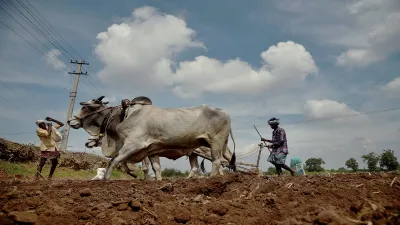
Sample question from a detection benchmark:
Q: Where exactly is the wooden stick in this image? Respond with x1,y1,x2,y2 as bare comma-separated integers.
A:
245,183,260,200
142,206,159,220
36,170,46,180
390,177,397,187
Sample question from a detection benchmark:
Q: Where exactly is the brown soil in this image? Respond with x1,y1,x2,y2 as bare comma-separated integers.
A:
0,172,399,225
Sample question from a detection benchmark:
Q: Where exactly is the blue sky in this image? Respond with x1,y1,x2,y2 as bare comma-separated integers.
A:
1,0,399,173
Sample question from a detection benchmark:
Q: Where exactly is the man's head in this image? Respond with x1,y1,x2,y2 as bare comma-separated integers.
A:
36,120,48,130
267,117,280,129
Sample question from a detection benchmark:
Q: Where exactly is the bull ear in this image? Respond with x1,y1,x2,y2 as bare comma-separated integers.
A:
80,102,90,106
102,101,109,105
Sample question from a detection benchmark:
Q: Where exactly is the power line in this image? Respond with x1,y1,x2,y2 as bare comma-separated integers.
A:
286,107,400,125
14,0,75,60
22,0,108,98
2,0,103,98
24,0,84,60
22,0,112,102
0,0,74,72
0,17,69,73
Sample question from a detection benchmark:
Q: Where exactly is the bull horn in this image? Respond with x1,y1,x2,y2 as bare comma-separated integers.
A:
97,96,105,101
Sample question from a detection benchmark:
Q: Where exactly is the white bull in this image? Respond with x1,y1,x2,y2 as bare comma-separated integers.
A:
67,96,236,180
86,135,233,179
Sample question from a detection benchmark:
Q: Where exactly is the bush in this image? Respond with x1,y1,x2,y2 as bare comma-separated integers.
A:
0,138,108,170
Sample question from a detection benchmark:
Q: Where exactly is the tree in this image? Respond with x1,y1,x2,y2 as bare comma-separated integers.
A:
379,149,399,171
338,167,347,172
345,158,359,172
361,152,380,171
305,158,325,172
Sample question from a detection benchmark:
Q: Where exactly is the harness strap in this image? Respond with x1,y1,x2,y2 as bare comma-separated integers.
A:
100,107,121,134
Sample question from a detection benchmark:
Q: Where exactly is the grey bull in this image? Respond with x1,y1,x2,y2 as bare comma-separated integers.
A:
86,136,234,179
67,96,237,180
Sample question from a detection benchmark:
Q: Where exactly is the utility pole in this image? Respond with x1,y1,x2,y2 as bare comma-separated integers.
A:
60,60,89,152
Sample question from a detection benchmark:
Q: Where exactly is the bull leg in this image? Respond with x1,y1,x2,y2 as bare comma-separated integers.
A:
120,162,138,178
188,154,200,178
209,140,227,177
141,157,151,180
103,142,140,180
148,155,162,181
218,167,224,176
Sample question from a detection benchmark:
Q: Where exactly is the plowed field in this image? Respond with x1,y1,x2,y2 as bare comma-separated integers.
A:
1,172,399,225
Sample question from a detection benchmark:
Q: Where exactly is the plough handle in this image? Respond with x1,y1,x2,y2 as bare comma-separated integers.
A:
254,125,271,152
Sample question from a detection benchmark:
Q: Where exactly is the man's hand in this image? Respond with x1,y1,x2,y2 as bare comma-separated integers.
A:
46,117,64,127
261,138,272,142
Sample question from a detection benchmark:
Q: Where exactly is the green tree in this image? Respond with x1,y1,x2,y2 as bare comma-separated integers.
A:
305,158,325,172
379,149,399,171
345,158,359,172
338,167,347,172
361,152,380,171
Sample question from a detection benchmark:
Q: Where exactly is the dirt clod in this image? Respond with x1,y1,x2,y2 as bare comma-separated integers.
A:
174,214,191,224
9,210,38,224
128,200,141,212
111,217,127,225
79,188,92,197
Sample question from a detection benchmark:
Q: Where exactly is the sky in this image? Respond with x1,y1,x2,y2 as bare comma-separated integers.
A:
0,0,399,174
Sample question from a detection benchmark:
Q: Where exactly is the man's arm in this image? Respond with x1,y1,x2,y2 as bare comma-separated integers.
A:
36,128,50,137
260,137,274,143
46,117,64,127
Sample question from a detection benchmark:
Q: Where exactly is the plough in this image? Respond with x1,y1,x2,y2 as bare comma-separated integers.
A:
198,125,269,176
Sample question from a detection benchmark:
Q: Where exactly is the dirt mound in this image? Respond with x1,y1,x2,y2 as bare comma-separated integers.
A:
0,138,108,170
0,173,399,224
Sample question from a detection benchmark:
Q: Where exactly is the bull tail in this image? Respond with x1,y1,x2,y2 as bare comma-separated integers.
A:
200,159,206,173
228,127,237,171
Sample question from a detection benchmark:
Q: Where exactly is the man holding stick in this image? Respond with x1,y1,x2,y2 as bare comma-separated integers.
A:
35,117,64,181
260,117,295,176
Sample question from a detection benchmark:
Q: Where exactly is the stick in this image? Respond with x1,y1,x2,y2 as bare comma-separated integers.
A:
390,177,397,187
256,143,263,169
36,170,46,180
245,183,260,200
142,206,159,220
254,125,271,153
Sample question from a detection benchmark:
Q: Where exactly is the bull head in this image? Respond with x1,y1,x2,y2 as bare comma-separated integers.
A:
79,96,109,107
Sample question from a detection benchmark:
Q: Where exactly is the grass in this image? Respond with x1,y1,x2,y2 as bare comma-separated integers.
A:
0,160,133,180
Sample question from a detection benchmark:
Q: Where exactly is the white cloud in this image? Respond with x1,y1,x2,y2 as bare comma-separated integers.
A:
172,41,318,98
94,6,318,98
44,49,68,71
381,77,400,98
303,99,368,123
270,0,400,68
336,11,400,67
94,6,204,90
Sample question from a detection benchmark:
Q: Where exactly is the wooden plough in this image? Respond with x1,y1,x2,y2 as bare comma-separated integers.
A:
198,125,268,176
